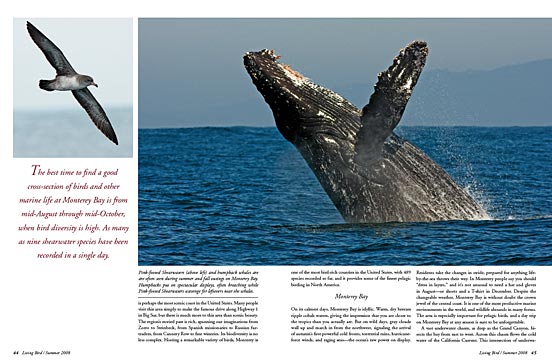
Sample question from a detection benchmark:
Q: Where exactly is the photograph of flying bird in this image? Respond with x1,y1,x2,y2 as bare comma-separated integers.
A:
26,21,118,145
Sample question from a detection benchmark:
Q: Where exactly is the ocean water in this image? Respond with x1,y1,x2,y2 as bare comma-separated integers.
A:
139,127,551,266
13,107,133,158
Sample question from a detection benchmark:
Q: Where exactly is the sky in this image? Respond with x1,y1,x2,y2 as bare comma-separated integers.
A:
139,18,552,128
13,18,133,110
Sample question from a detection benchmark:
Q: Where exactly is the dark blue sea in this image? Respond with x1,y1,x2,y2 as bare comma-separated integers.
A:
139,127,551,266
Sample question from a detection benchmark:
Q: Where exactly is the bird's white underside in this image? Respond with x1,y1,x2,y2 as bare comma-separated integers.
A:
51,75,86,91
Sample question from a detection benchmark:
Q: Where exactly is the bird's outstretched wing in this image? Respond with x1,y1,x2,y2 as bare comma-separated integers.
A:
72,88,118,145
27,21,76,76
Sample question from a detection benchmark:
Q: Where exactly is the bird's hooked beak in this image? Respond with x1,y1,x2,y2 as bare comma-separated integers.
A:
91,82,98,87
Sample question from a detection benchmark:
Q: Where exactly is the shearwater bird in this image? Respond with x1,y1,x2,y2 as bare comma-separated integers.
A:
26,21,118,145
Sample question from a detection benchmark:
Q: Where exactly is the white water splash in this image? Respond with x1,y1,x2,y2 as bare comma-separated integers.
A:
463,184,494,221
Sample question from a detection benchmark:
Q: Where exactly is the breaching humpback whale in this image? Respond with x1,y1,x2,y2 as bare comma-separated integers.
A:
244,41,488,223
27,21,118,145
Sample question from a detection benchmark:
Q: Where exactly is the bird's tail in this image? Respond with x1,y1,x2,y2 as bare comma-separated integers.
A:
39,79,55,92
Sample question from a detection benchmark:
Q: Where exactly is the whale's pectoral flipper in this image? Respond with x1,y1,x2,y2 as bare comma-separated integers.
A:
355,41,428,163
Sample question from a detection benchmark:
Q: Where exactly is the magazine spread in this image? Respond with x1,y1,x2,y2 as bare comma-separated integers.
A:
2,3,551,362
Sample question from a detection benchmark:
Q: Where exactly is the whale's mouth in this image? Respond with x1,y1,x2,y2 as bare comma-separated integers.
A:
244,49,306,92
244,50,360,144
244,50,314,142
244,51,311,106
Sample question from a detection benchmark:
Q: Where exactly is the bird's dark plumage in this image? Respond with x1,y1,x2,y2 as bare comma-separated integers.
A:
72,89,119,145
27,22,76,76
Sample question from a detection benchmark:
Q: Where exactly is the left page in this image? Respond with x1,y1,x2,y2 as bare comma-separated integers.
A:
3,15,137,360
